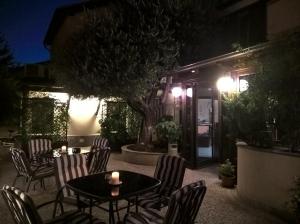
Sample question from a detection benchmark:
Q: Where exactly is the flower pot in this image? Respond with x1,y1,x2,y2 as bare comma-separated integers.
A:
168,143,178,156
221,175,236,188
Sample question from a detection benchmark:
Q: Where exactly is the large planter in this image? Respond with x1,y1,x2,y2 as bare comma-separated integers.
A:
121,145,165,166
237,141,300,219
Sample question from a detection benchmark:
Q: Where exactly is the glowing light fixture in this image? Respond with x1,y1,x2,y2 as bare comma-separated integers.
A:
171,87,183,98
216,76,235,92
49,92,69,103
239,79,249,92
68,97,100,119
187,88,193,97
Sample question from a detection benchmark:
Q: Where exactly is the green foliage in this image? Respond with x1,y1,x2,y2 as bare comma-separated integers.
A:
219,159,235,177
22,97,69,142
100,102,141,148
223,92,272,148
249,32,300,150
155,115,180,144
0,33,20,126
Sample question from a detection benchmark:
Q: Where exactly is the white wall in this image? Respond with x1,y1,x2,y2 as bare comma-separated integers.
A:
237,142,300,214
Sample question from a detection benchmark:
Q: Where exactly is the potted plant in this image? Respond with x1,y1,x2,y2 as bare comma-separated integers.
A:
219,159,236,188
155,116,180,156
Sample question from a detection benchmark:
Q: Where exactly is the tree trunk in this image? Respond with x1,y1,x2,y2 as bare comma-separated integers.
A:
140,111,154,145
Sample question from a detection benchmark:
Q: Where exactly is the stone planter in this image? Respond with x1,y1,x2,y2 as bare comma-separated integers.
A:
121,145,165,166
237,141,300,220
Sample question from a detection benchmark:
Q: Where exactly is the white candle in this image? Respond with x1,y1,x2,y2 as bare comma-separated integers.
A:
111,171,119,184
67,147,73,155
61,145,67,153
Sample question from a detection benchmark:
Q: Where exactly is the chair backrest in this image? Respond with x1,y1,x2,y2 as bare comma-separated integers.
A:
164,180,207,224
10,148,32,178
88,148,111,174
154,155,186,196
28,138,52,161
1,185,43,224
54,154,88,198
91,136,109,150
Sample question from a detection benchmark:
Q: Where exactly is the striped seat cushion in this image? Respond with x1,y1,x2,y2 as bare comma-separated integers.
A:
135,155,186,209
91,136,109,150
2,185,105,224
154,155,186,197
28,138,53,165
88,148,111,174
125,208,163,224
125,180,207,224
54,154,89,197
164,180,207,223
137,191,168,209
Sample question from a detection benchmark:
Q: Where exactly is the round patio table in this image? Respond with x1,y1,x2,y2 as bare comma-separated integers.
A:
66,170,161,224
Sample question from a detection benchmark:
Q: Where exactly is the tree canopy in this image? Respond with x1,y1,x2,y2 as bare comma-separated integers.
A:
0,33,20,126
53,0,215,143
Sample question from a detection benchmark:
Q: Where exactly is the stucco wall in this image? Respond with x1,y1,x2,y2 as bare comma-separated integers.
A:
237,142,300,214
267,0,300,39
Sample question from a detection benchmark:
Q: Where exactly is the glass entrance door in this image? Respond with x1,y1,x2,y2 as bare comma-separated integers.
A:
196,98,213,161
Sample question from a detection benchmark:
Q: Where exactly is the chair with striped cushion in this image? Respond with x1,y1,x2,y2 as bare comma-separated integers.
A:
91,136,109,150
132,155,186,210
88,148,111,174
124,180,207,224
53,154,91,215
10,148,54,192
1,185,105,224
28,138,53,166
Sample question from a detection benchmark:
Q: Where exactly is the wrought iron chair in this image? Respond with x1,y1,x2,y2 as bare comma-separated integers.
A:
1,185,105,224
124,180,207,224
10,147,54,192
53,154,90,215
88,147,111,174
128,155,186,211
28,138,53,166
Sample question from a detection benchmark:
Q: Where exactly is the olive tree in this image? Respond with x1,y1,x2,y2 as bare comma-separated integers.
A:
53,0,214,144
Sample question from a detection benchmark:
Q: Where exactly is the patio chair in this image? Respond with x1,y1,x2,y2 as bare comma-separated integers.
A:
88,147,111,174
124,180,207,224
129,154,186,211
28,138,53,166
91,136,109,150
1,185,105,224
10,147,54,192
53,154,89,213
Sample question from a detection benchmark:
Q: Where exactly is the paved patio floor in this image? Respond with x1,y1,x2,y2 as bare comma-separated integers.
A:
0,147,286,224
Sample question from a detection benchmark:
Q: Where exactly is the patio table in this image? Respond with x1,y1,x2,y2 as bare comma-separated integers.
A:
66,170,161,224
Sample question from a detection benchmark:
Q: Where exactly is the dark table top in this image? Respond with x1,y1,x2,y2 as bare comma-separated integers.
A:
66,170,161,201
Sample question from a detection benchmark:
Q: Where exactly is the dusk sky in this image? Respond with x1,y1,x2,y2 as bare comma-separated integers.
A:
0,0,80,64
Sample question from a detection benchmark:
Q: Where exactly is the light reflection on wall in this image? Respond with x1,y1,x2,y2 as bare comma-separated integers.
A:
68,97,101,135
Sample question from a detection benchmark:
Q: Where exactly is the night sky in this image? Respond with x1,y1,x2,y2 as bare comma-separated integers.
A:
0,0,80,64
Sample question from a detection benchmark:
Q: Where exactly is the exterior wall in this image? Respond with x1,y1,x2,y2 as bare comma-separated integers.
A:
267,0,300,39
237,142,300,214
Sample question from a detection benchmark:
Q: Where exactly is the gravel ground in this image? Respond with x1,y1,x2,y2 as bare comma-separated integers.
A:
0,147,287,224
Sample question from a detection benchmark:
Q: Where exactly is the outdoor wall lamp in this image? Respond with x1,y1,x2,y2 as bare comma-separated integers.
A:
171,87,183,98
216,76,235,92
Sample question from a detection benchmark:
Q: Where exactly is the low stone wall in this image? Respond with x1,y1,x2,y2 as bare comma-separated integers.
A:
121,145,164,166
237,142,300,216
